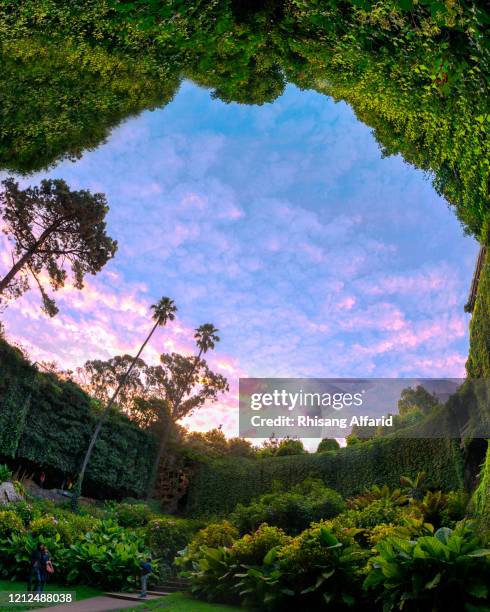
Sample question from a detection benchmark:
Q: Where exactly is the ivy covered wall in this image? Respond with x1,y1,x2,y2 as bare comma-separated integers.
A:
466,249,490,533
185,437,464,517
0,338,157,498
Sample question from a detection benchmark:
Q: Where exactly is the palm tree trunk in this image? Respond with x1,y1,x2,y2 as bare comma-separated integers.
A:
72,317,161,511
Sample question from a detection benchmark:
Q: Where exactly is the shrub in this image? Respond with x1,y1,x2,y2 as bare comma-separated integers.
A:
317,439,340,453
67,519,150,588
364,523,490,611
7,501,33,526
278,522,368,609
232,523,291,565
186,521,239,557
146,517,202,577
108,502,154,527
178,545,240,605
231,480,345,535
0,510,24,537
0,464,12,484
335,500,409,531
275,439,306,456
441,490,469,527
347,485,408,510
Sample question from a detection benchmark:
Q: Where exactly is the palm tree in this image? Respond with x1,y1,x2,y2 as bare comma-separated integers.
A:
72,297,177,511
146,323,220,499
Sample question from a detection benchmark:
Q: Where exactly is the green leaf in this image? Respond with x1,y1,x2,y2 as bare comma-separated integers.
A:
424,573,441,590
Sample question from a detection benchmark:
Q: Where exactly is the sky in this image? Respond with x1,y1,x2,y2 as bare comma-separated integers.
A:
0,81,479,439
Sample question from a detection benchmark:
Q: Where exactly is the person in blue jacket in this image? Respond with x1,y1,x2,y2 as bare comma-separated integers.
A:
139,558,153,598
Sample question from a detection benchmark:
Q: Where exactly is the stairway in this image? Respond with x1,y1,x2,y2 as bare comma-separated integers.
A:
104,578,189,603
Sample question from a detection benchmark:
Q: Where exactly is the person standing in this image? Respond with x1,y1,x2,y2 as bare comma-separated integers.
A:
27,543,43,591
139,558,153,598
36,544,53,593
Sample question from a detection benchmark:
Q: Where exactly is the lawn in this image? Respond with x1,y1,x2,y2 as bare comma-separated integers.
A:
0,580,102,611
118,592,242,611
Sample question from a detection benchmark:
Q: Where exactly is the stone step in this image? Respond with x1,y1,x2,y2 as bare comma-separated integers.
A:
153,585,185,592
104,592,160,602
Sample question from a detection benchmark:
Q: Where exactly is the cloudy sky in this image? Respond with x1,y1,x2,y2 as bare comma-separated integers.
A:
0,81,478,437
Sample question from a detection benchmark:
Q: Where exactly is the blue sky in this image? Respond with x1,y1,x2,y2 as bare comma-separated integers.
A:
0,81,478,435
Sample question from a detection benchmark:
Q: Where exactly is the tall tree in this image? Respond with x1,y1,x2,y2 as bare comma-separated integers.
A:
72,296,177,510
77,355,147,409
146,324,227,498
0,178,117,316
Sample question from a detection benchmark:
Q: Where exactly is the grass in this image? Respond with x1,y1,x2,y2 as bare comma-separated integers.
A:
117,592,242,611
0,580,102,611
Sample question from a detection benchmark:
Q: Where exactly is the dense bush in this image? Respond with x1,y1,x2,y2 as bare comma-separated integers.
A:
108,502,154,528
0,500,197,589
365,523,490,611
316,439,340,453
146,516,203,577
186,521,239,557
231,479,345,535
232,523,290,566
0,510,24,537
186,438,464,516
181,514,489,611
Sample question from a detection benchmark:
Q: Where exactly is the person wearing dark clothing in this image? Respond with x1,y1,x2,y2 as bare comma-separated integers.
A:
37,548,51,592
28,544,44,592
27,544,51,593
139,559,153,598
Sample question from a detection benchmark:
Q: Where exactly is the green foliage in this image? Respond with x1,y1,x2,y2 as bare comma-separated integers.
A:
274,439,306,457
398,386,440,416
467,256,490,379
0,338,157,498
186,438,464,516
0,0,487,241
278,523,368,610
0,35,178,174
0,178,117,317
0,503,151,588
232,523,290,566
108,502,154,528
146,516,202,576
186,522,239,557
364,523,490,611
0,464,12,484
66,519,149,588
347,484,407,510
316,439,340,453
0,510,24,537
400,470,429,501
473,441,490,540
334,499,408,532
231,479,345,535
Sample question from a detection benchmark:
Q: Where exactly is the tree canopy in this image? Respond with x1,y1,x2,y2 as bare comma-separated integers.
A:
0,0,487,238
0,178,117,316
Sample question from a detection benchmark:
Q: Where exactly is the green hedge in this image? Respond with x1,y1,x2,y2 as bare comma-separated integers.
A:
0,338,157,498
467,250,490,532
185,437,464,517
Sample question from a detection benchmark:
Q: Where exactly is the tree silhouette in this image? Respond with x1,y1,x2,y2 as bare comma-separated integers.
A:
72,296,177,510
146,323,227,498
0,178,117,316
